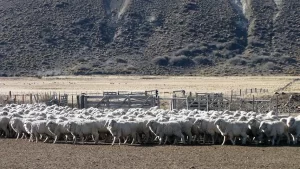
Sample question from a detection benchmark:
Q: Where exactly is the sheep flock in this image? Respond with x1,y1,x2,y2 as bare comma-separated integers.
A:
1,103,299,146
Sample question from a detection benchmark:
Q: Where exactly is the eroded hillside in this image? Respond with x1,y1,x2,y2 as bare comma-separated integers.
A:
0,0,299,76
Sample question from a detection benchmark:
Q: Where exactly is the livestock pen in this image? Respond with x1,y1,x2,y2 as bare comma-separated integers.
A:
0,89,299,114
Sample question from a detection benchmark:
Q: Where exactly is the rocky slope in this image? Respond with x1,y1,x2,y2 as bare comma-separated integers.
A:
0,0,299,76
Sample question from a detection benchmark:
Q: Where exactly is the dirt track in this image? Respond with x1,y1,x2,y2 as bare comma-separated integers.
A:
1,139,300,169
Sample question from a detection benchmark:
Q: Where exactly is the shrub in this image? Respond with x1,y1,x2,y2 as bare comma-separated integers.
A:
116,58,128,63
251,56,274,64
263,62,281,70
228,57,247,66
193,56,213,65
169,56,195,67
280,56,297,64
152,56,169,66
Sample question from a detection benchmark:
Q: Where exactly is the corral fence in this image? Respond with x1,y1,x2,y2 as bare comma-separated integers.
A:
77,90,159,109
0,90,299,114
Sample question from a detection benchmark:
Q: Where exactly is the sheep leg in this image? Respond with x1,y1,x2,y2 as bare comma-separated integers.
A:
164,136,169,145
271,136,276,146
124,137,129,144
16,133,20,140
35,134,39,143
285,132,290,145
80,135,84,145
203,133,206,144
211,134,215,145
44,136,49,143
53,135,58,144
21,133,26,139
222,136,227,145
73,135,77,144
159,134,164,145
65,135,68,144
144,132,150,143
94,133,99,144
112,137,116,146
230,136,235,145
276,136,281,145
131,133,136,145
118,138,121,146
180,134,186,144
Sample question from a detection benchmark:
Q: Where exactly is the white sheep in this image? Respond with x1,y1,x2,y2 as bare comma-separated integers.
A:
10,117,28,139
146,120,185,145
214,118,248,145
24,120,54,143
259,121,290,145
65,120,99,144
194,118,220,144
46,120,71,144
286,117,300,144
106,119,138,146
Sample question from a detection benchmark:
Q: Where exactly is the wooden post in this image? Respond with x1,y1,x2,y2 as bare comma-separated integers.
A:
186,97,189,110
22,95,25,104
252,95,255,111
58,93,61,106
230,90,233,110
9,91,11,99
206,94,209,112
251,89,252,93
14,95,16,104
30,94,33,104
128,96,131,108
197,94,200,110
72,95,74,108
276,94,279,116
255,88,257,93
157,96,160,109
240,89,242,96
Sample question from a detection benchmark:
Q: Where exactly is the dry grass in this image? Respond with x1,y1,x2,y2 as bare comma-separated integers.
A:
0,76,299,95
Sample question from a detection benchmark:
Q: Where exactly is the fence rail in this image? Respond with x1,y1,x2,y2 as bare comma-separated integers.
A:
0,90,299,115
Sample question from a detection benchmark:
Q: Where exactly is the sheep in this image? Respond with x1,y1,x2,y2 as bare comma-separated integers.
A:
194,118,220,144
0,116,10,137
247,118,262,143
176,120,193,144
46,120,71,144
24,120,54,143
214,118,248,145
286,117,300,144
65,120,99,144
146,120,185,145
259,121,290,145
106,119,138,146
9,117,28,139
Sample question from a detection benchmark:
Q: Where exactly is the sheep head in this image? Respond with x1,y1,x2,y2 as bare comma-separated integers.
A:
259,122,268,132
287,117,296,127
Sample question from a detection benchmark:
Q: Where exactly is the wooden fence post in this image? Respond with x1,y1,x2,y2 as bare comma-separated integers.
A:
206,94,209,112
30,94,33,104
72,95,74,108
252,95,255,111
58,93,61,106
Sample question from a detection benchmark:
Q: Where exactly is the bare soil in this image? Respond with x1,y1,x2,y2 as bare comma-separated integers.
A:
1,139,300,169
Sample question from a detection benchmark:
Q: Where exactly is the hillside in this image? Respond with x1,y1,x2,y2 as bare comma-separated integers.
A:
0,0,299,76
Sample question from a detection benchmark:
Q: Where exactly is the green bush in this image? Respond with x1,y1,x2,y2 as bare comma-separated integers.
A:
152,56,169,66
193,56,214,65
169,56,195,67
251,56,274,64
228,57,247,66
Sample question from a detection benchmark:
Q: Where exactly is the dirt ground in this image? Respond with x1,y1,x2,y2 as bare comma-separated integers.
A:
1,139,300,169
0,76,299,95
